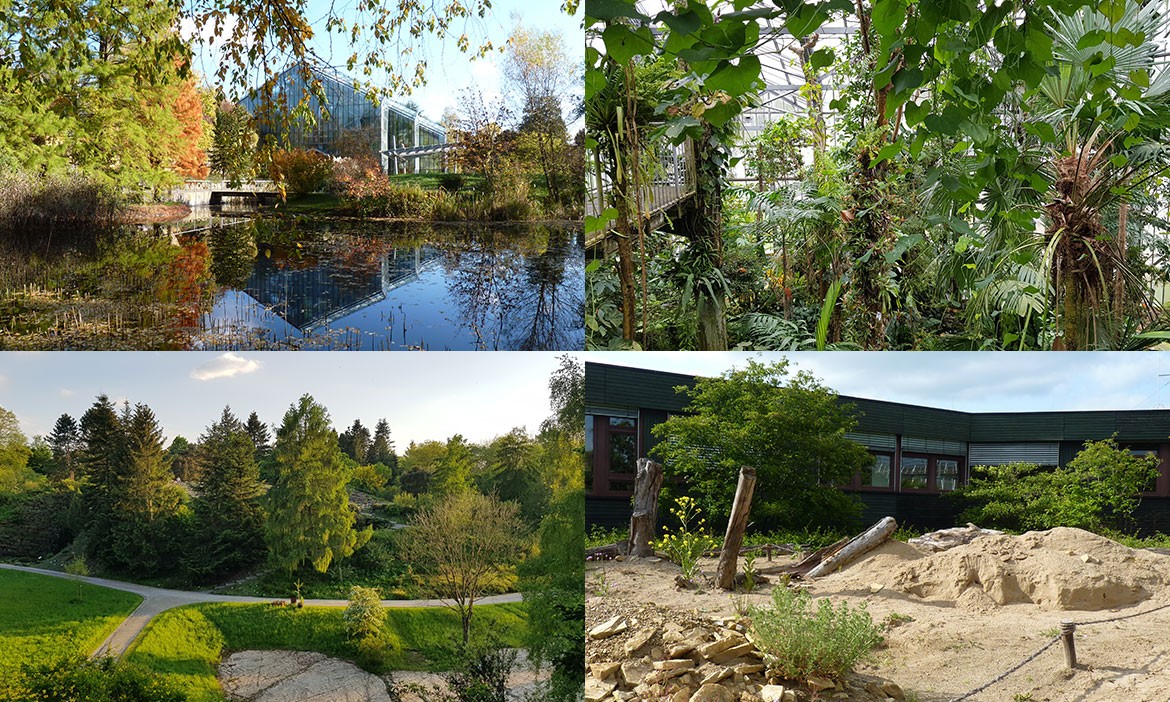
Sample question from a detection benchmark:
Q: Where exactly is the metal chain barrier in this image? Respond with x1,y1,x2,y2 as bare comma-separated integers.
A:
946,600,1170,701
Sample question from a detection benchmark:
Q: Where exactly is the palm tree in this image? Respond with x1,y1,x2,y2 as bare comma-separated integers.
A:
1033,0,1170,348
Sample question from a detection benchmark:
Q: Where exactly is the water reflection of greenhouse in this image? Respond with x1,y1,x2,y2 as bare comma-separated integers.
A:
244,62,446,173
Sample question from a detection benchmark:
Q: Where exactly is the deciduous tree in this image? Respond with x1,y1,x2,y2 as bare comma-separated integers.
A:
403,491,526,645
0,407,31,493
652,360,871,530
266,395,371,573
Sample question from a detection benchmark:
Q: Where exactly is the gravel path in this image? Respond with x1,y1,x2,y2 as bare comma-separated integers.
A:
0,563,522,658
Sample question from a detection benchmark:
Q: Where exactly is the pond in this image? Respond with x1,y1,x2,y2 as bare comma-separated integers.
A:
0,217,584,351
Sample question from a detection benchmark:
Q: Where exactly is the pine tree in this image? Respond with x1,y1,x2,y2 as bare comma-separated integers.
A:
266,395,371,573
370,419,396,468
47,414,81,481
188,407,266,581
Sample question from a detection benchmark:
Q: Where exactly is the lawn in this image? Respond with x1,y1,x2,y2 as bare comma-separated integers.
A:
127,601,528,702
0,569,142,677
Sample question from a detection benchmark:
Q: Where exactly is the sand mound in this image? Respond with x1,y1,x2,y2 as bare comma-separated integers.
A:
829,527,1170,611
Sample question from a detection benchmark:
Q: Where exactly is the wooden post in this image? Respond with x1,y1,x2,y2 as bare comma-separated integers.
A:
627,458,664,557
1061,621,1077,669
717,466,757,590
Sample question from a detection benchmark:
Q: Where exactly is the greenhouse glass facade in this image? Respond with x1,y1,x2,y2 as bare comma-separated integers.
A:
245,62,446,174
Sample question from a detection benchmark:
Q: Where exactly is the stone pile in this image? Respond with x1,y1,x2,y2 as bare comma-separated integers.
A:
585,613,906,702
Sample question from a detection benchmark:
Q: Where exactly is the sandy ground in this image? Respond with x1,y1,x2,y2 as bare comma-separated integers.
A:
586,529,1170,702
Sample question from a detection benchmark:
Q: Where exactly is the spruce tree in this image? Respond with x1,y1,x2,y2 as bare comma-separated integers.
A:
107,404,182,574
370,419,396,469
266,395,371,574
244,411,271,460
188,407,266,581
47,414,81,481
80,395,127,560
339,419,371,464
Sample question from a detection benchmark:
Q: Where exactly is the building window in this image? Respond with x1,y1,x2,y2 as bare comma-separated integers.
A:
899,453,965,492
851,452,893,490
1126,446,1162,494
587,414,639,498
900,455,929,490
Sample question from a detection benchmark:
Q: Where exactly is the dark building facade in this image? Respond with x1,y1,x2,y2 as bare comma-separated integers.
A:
586,362,1170,532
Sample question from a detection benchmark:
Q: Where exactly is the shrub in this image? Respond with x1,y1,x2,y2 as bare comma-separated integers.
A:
749,587,882,680
270,149,334,195
955,437,1161,533
344,586,385,641
334,161,435,218
437,172,465,193
351,464,388,493
8,656,188,702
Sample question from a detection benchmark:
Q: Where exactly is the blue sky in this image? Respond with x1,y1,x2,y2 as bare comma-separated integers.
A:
0,352,571,448
588,352,1170,414
186,0,584,126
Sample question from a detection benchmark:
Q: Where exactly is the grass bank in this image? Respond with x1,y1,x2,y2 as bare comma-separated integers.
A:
127,601,527,701
0,569,142,677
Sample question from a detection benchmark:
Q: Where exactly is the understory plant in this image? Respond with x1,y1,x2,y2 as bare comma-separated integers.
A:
652,496,718,582
749,586,883,679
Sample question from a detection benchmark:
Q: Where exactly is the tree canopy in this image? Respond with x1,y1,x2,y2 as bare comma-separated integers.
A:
652,359,872,530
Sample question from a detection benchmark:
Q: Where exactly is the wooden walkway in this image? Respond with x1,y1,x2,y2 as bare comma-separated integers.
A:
209,190,281,209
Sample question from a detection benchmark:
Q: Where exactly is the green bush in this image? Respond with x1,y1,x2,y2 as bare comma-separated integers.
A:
954,437,1161,533
437,172,465,193
749,587,882,679
344,586,386,640
3,657,187,702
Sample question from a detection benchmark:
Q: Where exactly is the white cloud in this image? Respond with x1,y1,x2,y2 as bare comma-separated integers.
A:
191,353,262,381
58,388,74,398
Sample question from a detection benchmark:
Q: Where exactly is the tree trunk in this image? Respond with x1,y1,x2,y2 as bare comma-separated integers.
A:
691,125,728,350
461,603,473,645
614,215,638,341
627,458,664,557
806,516,897,578
716,467,757,590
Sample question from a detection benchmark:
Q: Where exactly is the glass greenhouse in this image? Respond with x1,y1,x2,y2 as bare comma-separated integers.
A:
245,62,447,173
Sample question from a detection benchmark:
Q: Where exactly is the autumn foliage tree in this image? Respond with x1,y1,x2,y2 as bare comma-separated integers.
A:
171,70,209,178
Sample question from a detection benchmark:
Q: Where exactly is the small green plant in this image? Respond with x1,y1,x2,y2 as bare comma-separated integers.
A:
590,571,610,597
742,552,758,593
651,496,718,582
883,612,914,629
343,586,386,641
1040,627,1061,638
1013,694,1035,701
730,595,750,618
749,586,883,679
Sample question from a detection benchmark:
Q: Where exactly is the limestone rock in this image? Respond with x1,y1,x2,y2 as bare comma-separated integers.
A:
689,683,738,702
589,661,621,681
589,617,628,640
699,633,748,660
585,678,615,702
621,660,652,686
654,659,696,671
880,682,905,700
807,676,835,692
709,642,757,664
759,684,786,702
624,627,657,657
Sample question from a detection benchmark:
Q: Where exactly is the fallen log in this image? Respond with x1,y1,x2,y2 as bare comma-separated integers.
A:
586,543,622,561
806,516,898,578
757,536,851,577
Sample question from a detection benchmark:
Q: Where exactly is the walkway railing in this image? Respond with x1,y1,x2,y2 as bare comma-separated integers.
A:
587,138,697,244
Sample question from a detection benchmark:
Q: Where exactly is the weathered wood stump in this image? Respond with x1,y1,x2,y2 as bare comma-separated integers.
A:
627,458,664,557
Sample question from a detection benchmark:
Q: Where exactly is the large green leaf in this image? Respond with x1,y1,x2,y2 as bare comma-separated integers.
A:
586,0,649,23
602,24,654,65
705,55,762,97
